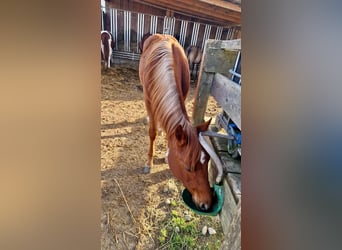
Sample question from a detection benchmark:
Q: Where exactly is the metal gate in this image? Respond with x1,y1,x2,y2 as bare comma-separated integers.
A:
101,7,241,61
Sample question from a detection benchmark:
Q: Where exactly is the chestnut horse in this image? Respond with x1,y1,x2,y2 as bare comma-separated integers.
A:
101,30,115,69
185,45,202,80
139,34,221,211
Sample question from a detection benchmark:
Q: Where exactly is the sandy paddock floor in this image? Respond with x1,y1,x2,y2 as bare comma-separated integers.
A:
101,62,223,249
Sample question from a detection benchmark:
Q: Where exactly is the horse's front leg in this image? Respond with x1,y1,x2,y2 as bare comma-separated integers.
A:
144,120,157,173
107,56,111,69
189,63,194,80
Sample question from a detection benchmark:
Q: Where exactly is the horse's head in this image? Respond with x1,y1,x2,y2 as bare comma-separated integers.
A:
138,32,152,53
167,118,221,211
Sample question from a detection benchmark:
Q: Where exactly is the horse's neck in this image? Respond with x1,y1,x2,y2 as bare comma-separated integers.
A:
165,111,192,137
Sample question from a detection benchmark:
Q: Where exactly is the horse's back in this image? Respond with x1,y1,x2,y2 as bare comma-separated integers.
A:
194,47,202,64
170,39,190,100
139,34,190,99
101,31,114,49
139,34,190,129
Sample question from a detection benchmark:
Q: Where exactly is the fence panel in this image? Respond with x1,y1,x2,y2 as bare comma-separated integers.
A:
101,7,241,60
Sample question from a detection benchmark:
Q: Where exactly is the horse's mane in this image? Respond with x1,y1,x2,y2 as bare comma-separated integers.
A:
141,35,203,170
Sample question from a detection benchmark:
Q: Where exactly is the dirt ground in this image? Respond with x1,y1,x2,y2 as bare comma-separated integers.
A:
101,62,223,249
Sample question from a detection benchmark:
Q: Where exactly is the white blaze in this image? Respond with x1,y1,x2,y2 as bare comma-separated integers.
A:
200,150,206,164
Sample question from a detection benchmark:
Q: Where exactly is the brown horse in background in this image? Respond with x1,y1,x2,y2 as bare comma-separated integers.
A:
139,34,216,211
101,30,115,69
185,45,202,80
138,32,151,53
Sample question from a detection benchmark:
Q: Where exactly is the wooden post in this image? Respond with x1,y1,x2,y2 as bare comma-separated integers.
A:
192,39,242,248
221,201,241,250
192,39,240,125
192,71,214,125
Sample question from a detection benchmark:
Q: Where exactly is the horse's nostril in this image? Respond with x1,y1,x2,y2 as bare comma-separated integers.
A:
200,203,208,211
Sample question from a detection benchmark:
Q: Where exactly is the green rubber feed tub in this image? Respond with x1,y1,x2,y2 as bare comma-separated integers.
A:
181,184,224,216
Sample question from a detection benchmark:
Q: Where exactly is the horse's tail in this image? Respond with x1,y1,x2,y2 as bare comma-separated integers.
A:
110,33,115,50
172,42,190,101
103,38,109,59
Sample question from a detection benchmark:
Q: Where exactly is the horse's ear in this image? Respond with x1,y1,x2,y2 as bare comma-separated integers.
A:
175,125,187,146
196,118,212,133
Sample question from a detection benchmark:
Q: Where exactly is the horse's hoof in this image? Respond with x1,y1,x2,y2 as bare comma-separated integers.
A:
143,166,151,174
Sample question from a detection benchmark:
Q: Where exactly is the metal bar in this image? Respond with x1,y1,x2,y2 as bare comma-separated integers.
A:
225,28,230,40
226,27,236,40
163,16,169,34
232,51,241,72
124,11,131,51
101,7,104,30
109,9,112,34
112,51,141,61
201,130,235,140
124,11,127,51
163,16,176,35
190,22,200,46
150,15,158,34
170,17,175,35
230,50,241,84
113,9,118,50
179,20,188,47
229,69,241,78
201,24,211,50
129,12,131,51
137,13,145,52
215,26,223,40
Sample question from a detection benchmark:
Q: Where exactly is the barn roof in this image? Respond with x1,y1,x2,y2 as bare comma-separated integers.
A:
105,0,241,27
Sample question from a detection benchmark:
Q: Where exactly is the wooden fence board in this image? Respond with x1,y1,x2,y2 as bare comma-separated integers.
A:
211,73,241,129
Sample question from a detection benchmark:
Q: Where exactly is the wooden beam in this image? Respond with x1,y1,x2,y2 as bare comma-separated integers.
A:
140,0,241,24
192,71,215,126
133,0,237,26
197,0,241,13
220,39,241,50
165,0,241,19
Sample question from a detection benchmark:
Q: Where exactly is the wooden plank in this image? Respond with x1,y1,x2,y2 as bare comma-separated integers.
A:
222,201,241,250
211,73,241,129
221,155,241,174
192,71,214,126
219,177,237,235
228,173,241,201
202,40,239,74
220,39,241,50
198,0,241,12
140,0,241,24
210,134,229,152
